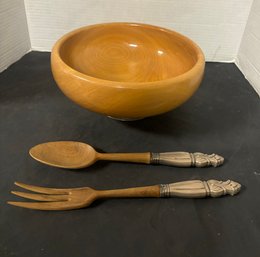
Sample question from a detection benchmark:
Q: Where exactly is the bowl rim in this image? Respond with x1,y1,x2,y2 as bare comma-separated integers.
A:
52,22,205,88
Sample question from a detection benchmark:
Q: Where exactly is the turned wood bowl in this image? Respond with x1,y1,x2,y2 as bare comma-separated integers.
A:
51,23,205,120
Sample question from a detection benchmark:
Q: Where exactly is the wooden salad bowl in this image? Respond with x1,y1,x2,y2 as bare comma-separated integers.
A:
51,23,205,120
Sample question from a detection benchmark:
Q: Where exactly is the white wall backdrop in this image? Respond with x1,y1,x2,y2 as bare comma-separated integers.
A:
0,0,259,95
236,0,260,95
0,0,31,72
24,0,253,62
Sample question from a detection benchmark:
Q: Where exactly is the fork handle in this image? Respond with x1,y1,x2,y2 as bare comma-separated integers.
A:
99,185,161,198
98,179,241,199
159,179,241,198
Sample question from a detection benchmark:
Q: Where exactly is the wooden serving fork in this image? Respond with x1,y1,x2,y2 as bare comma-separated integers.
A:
8,179,241,211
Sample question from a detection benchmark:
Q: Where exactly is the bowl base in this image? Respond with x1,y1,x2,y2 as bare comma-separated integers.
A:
108,116,144,121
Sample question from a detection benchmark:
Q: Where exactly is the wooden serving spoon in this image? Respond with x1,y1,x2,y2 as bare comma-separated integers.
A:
29,141,224,169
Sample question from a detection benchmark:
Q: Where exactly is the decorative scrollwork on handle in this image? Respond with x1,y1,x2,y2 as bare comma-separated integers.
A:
191,153,224,167
160,179,241,198
151,152,224,167
206,179,241,197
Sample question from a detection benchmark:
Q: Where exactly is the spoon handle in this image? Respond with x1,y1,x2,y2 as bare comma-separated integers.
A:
150,152,224,167
98,179,241,199
97,152,151,164
100,151,224,167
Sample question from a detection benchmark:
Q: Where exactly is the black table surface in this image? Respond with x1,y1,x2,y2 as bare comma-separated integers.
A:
1,52,260,257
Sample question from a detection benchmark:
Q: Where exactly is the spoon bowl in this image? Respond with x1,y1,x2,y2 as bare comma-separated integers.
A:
29,141,97,169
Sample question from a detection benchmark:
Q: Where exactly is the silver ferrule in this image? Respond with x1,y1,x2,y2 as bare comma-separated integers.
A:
150,152,160,164
160,184,171,197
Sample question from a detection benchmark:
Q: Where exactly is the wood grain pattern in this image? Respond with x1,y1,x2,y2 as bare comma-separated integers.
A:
29,141,98,169
29,141,150,169
29,141,224,169
51,22,205,119
8,179,241,210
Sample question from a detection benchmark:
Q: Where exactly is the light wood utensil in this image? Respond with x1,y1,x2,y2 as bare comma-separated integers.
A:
29,141,224,169
51,23,205,120
8,179,241,210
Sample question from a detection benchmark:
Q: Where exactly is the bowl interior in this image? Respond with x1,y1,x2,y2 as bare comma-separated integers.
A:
59,24,199,83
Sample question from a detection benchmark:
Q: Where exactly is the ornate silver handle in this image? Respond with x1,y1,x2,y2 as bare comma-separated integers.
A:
151,152,224,167
160,179,241,198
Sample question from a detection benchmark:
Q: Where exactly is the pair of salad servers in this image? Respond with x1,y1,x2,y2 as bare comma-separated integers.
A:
8,141,241,211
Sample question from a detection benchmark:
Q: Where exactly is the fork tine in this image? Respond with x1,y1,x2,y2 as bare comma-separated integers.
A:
11,191,68,202
7,201,81,211
14,182,69,194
